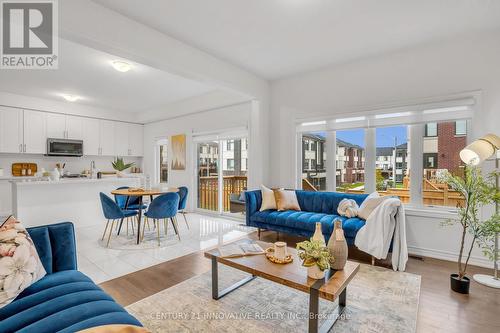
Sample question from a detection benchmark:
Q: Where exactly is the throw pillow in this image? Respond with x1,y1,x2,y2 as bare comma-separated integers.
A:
260,185,278,211
337,198,359,218
273,189,301,211
0,216,46,309
358,192,390,220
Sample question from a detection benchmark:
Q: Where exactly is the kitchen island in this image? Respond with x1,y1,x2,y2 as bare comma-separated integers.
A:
11,177,141,227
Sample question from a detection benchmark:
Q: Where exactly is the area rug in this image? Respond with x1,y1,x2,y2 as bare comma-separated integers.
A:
126,264,421,332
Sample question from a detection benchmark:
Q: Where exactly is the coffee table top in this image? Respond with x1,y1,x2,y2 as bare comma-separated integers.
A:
205,240,360,301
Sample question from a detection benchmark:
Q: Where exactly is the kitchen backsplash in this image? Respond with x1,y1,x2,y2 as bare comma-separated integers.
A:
0,154,143,177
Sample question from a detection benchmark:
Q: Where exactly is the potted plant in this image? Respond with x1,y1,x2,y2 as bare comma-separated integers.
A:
296,239,331,279
111,157,135,177
438,166,499,294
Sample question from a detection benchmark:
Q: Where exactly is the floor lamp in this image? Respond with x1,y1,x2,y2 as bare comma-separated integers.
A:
459,133,500,288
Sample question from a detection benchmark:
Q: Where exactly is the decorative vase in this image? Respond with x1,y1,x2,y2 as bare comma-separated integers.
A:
311,222,326,246
327,219,348,270
116,170,125,178
307,265,325,279
450,274,470,294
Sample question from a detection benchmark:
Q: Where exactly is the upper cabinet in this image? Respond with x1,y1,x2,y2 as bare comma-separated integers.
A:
46,114,84,140
82,118,100,156
0,107,143,157
23,110,46,154
0,106,23,153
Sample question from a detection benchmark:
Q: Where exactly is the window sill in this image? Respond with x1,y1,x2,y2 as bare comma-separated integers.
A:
404,204,458,219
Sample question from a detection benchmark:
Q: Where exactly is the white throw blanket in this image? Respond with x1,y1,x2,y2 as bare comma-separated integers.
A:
354,198,408,271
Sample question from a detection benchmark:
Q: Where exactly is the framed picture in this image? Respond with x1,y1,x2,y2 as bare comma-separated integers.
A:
171,134,186,170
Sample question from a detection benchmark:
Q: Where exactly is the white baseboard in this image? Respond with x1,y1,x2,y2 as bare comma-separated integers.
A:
408,245,493,269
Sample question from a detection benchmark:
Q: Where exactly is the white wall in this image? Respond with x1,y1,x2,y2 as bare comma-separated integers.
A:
270,29,500,267
143,102,252,211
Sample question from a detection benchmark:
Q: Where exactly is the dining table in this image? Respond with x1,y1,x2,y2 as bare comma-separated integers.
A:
110,187,179,244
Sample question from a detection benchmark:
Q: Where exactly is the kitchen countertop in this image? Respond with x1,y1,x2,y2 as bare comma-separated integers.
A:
9,176,142,186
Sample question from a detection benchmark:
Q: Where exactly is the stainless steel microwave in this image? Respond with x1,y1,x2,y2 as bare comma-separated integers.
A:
46,138,84,157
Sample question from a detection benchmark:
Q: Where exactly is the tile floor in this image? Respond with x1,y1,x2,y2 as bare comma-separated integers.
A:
75,213,253,283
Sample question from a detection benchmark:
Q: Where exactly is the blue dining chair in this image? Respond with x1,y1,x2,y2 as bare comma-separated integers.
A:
99,192,138,247
143,192,180,246
177,186,189,229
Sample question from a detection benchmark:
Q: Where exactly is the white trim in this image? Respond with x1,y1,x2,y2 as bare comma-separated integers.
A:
364,128,376,193
409,124,424,206
326,131,336,191
405,205,459,219
192,126,248,142
408,246,491,269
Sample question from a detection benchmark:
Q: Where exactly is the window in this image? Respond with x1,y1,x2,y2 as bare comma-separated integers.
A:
301,132,326,191
336,129,364,193
423,121,467,207
156,138,168,184
226,140,234,151
425,123,437,137
226,159,235,170
376,126,409,200
455,120,467,136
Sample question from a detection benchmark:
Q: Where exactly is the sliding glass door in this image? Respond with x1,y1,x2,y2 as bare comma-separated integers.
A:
196,136,248,217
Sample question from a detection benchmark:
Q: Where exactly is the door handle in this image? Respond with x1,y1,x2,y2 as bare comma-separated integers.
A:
23,144,26,152
19,144,22,153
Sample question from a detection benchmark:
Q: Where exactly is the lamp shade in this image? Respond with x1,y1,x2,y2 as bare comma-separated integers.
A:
459,134,500,165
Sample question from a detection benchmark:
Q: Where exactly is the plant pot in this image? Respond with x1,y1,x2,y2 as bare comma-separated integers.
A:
116,171,125,178
307,265,325,279
450,274,470,294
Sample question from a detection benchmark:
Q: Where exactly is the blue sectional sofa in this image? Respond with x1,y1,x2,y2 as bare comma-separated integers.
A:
245,190,369,245
0,222,142,333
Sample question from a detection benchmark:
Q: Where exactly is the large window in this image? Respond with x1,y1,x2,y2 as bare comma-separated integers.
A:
423,121,467,207
376,126,410,201
301,132,327,191
336,129,364,193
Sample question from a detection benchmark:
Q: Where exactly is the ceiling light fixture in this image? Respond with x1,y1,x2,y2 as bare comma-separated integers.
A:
62,94,79,102
111,60,132,72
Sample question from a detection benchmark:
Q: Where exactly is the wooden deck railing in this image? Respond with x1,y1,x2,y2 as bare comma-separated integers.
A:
198,175,247,211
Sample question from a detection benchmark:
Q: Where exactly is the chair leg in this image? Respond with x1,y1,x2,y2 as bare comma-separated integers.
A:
156,219,161,246
131,218,135,236
106,220,116,247
181,211,189,229
126,217,129,236
102,220,110,241
141,216,147,242
171,217,181,241
257,228,261,240
164,218,168,235
371,256,375,266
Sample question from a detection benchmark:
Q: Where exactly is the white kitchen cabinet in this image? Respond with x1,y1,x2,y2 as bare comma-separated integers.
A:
45,113,66,139
99,120,115,156
0,106,23,153
65,115,83,139
114,122,129,156
128,124,143,156
23,110,46,154
82,118,100,155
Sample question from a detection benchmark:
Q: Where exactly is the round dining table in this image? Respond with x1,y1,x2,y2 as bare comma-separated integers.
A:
110,187,179,244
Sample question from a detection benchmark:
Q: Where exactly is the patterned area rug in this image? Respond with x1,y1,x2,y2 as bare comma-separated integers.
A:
126,264,421,332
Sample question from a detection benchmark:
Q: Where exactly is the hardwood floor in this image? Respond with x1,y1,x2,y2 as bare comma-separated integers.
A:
100,230,500,332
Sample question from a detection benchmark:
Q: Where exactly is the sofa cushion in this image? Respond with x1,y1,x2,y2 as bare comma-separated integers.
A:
0,270,141,333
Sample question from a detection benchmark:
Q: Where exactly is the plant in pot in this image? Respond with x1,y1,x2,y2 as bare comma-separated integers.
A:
111,157,135,177
438,166,499,294
296,239,331,279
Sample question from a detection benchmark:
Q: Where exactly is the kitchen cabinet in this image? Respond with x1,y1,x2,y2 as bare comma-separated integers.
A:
128,124,143,156
82,118,100,155
99,120,115,156
23,110,46,154
114,122,129,156
66,115,83,139
46,113,66,139
46,114,83,139
0,106,23,153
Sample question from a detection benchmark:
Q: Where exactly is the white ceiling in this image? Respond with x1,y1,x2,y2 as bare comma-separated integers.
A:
94,0,500,79
0,39,215,112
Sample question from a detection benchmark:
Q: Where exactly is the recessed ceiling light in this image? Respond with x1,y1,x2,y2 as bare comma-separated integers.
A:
111,60,132,72
62,94,79,102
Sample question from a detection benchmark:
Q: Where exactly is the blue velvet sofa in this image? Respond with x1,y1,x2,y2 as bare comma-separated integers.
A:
0,222,142,333
245,190,369,245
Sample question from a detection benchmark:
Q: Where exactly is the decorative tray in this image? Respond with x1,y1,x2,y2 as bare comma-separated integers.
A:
128,188,145,192
265,247,293,264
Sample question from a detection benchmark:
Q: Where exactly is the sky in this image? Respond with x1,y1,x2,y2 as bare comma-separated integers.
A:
316,126,408,148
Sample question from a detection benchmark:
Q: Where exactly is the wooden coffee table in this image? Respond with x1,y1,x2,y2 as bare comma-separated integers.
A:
204,240,360,333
